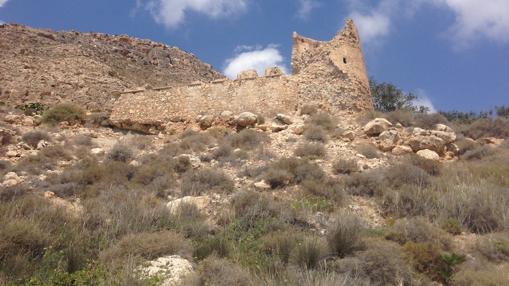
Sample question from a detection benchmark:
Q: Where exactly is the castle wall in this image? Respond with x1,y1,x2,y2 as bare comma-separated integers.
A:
110,19,374,133
110,74,298,129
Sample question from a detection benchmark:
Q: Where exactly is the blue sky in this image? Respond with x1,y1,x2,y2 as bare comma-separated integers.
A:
1,0,508,112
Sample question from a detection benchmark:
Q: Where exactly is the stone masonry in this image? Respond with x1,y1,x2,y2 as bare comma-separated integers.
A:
110,19,373,132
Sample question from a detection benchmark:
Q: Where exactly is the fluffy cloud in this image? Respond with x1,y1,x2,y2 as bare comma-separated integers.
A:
0,0,9,7
297,0,320,20
345,0,509,48
146,0,248,29
223,45,287,79
434,0,509,46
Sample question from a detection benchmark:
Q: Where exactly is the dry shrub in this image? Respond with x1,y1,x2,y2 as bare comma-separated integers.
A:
300,104,318,116
301,178,345,204
380,186,438,218
294,143,326,159
385,163,431,188
72,134,93,146
406,154,441,176
460,145,495,160
180,130,214,152
42,103,86,125
181,168,234,196
262,231,298,265
385,217,451,249
193,256,252,286
452,264,509,286
475,232,509,263
355,144,379,159
304,125,328,142
382,109,414,126
458,117,509,139
327,211,364,257
107,144,134,162
455,137,480,155
413,113,449,129
22,130,51,148
263,157,326,189
291,237,325,269
307,112,336,131
100,230,191,264
332,158,358,175
228,128,269,150
342,171,383,197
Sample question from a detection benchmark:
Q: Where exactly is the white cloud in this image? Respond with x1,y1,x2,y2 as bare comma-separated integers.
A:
223,45,287,79
297,0,320,20
0,0,8,7
344,0,509,48
433,0,509,47
413,89,437,113
145,0,248,29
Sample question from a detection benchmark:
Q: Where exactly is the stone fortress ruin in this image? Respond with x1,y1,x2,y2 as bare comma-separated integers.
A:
110,19,374,132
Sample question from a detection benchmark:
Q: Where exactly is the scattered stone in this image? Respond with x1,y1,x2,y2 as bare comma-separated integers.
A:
6,150,20,158
139,255,194,286
2,172,21,187
270,122,288,132
416,149,440,161
91,148,105,155
364,118,392,136
22,117,34,126
430,130,456,144
219,110,234,122
234,112,258,128
167,196,211,215
196,114,214,130
290,123,305,135
275,113,293,125
378,130,400,151
3,114,20,124
342,130,355,141
477,137,504,146
391,145,413,156
433,124,454,133
407,135,446,153
254,180,271,190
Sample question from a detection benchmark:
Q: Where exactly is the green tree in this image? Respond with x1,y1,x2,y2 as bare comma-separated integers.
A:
370,79,422,112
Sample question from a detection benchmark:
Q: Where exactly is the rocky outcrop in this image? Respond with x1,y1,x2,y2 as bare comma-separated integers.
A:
364,118,393,136
138,255,194,286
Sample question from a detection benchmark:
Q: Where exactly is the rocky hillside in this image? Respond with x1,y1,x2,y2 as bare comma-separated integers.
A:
0,24,224,111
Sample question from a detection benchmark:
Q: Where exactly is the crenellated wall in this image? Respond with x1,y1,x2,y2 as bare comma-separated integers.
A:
110,19,373,132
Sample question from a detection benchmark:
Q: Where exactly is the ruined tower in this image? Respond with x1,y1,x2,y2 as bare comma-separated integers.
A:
291,19,373,113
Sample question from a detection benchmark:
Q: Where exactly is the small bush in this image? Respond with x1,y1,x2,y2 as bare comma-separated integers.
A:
22,130,51,148
100,230,191,264
356,144,379,159
193,236,230,261
386,217,450,249
327,212,364,257
452,264,509,286
300,104,318,116
72,134,93,146
181,168,234,196
262,157,326,189
294,143,326,159
459,117,509,139
406,154,441,176
413,113,449,129
263,231,297,265
42,103,86,125
291,237,324,269
343,171,383,197
180,130,213,152
460,146,495,160
300,179,345,204
16,102,49,116
107,144,134,163
303,125,328,142
475,232,509,263
193,256,252,286
332,158,358,174
385,164,431,188
228,129,269,150
307,112,335,131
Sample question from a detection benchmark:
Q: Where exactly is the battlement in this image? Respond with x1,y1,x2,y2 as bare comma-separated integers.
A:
110,19,373,133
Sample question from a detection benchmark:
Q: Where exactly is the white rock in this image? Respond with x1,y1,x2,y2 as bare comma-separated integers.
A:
433,124,453,133
235,112,258,128
2,172,21,187
430,130,456,144
254,180,271,190
4,114,20,124
416,149,440,161
36,140,50,150
139,255,194,286
6,150,20,158
270,122,288,132
22,117,34,126
290,123,305,135
407,135,446,153
364,118,392,136
167,196,211,215
91,148,105,155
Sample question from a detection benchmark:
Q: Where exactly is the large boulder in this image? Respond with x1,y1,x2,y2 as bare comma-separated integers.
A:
430,130,456,144
392,145,413,156
407,135,446,153
139,255,194,286
167,196,211,215
275,113,293,125
378,130,400,151
416,149,440,161
364,118,392,136
234,112,258,128
433,124,454,133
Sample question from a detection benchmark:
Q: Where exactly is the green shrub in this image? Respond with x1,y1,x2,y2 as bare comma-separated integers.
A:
193,236,230,261
263,231,297,265
332,158,358,175
181,168,234,196
294,143,326,159
16,102,49,116
42,103,86,125
22,130,51,148
327,212,364,257
291,237,324,269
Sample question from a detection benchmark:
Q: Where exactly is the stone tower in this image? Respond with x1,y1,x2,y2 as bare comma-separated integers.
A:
291,19,373,113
